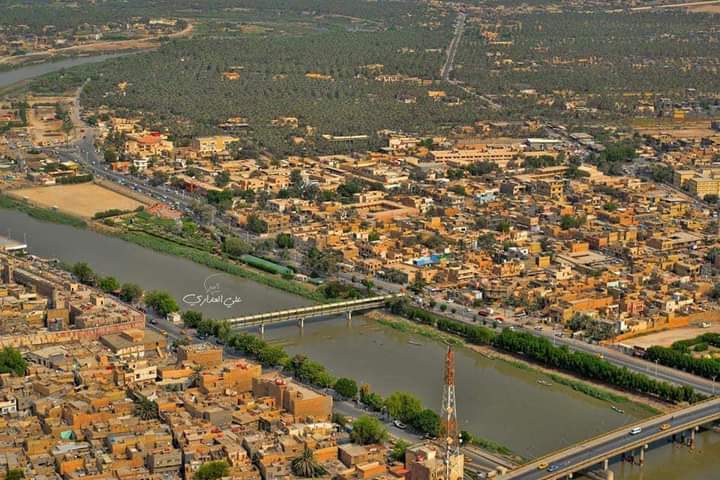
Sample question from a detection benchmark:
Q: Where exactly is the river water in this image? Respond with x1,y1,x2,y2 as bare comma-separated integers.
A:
2,209,719,474
0,53,132,89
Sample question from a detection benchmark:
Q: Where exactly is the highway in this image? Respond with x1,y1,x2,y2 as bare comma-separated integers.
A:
502,397,720,480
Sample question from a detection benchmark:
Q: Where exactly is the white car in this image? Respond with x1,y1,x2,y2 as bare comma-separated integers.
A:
629,427,642,435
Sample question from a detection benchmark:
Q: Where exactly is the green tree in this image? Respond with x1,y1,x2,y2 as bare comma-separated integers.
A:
560,215,585,230
246,214,269,234
144,290,179,316
413,409,441,437
390,439,410,462
385,391,422,423
182,310,203,328
350,415,388,445
334,377,358,399
215,170,231,187
98,276,120,293
72,262,96,285
276,233,295,249
291,447,327,478
104,148,118,163
223,236,254,257
0,347,27,376
361,278,374,295
194,460,230,480
119,283,143,303
6,469,24,480
133,396,159,420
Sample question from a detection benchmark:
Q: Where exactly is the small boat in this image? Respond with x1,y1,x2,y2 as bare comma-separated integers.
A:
408,340,423,346
611,405,625,414
537,380,553,387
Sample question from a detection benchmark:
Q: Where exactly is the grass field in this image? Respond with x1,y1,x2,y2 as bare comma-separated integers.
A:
12,183,143,218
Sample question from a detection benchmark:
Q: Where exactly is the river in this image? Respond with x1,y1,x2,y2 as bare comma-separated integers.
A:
0,53,133,89
2,208,719,475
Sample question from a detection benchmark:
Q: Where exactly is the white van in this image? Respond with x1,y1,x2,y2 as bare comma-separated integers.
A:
629,427,642,436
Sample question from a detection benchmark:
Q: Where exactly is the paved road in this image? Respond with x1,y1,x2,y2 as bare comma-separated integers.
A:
441,306,719,397
503,398,720,480
441,11,466,81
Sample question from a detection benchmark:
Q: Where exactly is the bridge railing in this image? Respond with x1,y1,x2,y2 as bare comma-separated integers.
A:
226,294,403,325
508,396,720,474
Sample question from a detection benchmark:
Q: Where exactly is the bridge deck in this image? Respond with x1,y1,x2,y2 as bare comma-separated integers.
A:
226,294,403,327
502,397,720,480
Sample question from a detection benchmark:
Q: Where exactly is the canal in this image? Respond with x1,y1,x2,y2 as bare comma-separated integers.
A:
3,208,720,474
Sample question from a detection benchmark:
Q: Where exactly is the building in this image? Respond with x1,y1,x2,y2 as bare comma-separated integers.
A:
192,135,239,158
177,343,224,368
252,375,332,421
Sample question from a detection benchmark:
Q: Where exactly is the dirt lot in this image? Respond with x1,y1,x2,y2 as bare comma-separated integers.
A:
689,5,720,13
12,183,144,218
634,119,720,141
626,323,720,349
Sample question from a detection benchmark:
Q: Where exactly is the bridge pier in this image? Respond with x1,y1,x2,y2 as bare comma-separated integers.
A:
638,447,644,465
689,428,696,448
605,470,614,480
298,318,304,329
346,310,352,326
259,323,265,337
603,459,609,471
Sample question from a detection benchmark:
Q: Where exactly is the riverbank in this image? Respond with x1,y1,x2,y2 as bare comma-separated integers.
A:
0,22,193,71
368,312,665,416
0,194,328,303
0,193,87,228
107,228,326,303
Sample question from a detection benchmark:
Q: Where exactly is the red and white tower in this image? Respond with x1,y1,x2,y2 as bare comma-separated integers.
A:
441,346,462,479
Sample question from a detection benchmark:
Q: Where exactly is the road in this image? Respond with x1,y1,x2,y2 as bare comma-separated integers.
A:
441,11,466,81
438,9,503,111
435,304,719,397
503,397,720,480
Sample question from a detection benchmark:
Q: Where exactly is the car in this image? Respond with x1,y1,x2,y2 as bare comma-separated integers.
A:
630,427,642,435
392,420,407,430
660,424,671,431
547,464,561,473
537,463,548,470
535,325,543,331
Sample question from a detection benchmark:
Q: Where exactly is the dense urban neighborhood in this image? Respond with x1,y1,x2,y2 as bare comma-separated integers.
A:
2,1,720,480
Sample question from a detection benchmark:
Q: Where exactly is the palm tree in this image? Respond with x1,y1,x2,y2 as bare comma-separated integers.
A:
291,447,327,478
133,397,159,420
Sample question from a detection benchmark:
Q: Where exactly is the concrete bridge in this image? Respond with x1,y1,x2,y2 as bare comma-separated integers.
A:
500,397,720,480
226,294,404,333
